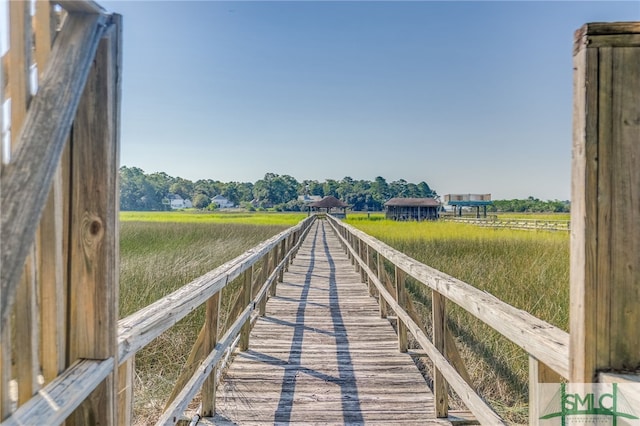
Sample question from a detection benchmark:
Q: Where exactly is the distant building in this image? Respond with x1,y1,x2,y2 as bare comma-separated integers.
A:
444,194,492,217
298,195,323,203
211,194,234,209
167,194,192,209
384,197,440,221
309,196,349,218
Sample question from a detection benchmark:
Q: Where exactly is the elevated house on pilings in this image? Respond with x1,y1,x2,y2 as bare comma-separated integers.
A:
444,194,492,218
384,197,440,221
308,196,349,218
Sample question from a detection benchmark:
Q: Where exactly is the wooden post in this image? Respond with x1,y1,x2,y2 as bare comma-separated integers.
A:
570,22,640,383
270,245,279,296
66,23,120,424
395,266,408,353
240,267,253,351
432,291,448,417
365,245,373,295
377,253,388,318
117,358,134,426
529,357,563,423
201,291,221,417
278,239,286,282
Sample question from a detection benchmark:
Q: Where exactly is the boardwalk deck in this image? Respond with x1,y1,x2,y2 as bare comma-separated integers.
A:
211,220,449,425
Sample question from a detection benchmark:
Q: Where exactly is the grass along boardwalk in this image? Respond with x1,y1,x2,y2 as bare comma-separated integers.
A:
210,220,447,425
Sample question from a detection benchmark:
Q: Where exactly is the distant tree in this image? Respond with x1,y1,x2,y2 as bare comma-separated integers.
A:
193,193,210,209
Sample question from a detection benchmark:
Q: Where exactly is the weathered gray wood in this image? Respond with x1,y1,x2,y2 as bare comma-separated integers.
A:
216,220,442,423
395,266,408,353
0,359,113,426
157,305,253,425
117,217,314,364
570,22,640,383
66,25,120,426
327,218,504,424
55,0,108,15
201,291,221,416
239,268,253,351
0,12,108,333
327,215,570,379
14,254,39,405
432,291,448,418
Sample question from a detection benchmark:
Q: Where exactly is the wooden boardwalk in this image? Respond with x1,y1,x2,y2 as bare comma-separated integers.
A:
211,220,448,425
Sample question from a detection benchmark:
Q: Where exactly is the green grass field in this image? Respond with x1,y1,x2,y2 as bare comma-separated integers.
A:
345,216,569,423
119,211,302,423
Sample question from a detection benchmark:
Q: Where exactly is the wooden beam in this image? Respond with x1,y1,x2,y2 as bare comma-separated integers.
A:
14,253,39,405
117,358,134,426
66,26,119,425
0,12,108,334
0,359,113,426
201,291,221,416
8,0,31,146
433,291,448,417
395,266,408,353
240,268,253,351
570,22,640,382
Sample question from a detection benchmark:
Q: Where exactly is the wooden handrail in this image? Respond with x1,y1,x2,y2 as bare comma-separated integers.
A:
326,214,571,423
327,215,570,378
327,217,504,424
117,215,315,365
1,359,113,426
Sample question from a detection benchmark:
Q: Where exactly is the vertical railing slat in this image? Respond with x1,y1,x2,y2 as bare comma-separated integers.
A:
395,266,408,353
432,290,448,417
201,291,221,416
240,267,253,351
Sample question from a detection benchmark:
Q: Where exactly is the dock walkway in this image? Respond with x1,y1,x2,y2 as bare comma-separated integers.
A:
212,220,448,425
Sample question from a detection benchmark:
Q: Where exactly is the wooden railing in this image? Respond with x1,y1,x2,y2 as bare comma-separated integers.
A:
326,214,569,424
118,215,315,424
1,212,314,425
1,1,122,424
441,216,570,232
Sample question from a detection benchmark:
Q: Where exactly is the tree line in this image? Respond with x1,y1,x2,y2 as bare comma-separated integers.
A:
119,166,437,211
120,166,569,213
488,197,569,213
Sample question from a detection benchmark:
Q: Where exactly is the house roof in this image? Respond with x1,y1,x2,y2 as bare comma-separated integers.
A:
384,197,440,207
212,195,227,200
309,196,349,208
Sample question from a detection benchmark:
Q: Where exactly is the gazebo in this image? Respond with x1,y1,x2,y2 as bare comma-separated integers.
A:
384,197,440,221
309,196,349,218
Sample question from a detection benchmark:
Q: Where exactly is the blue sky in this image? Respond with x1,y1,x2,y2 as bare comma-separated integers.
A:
99,0,639,200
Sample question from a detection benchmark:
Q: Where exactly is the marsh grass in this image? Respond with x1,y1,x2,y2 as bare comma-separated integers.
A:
120,216,291,424
346,218,569,423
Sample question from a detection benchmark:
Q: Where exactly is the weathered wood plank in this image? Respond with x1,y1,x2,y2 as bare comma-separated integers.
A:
215,220,440,423
35,0,66,388
570,23,640,382
65,22,121,425
433,290,448,418
0,12,108,333
201,291,221,416
14,254,39,406
0,359,113,426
